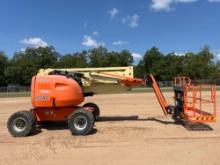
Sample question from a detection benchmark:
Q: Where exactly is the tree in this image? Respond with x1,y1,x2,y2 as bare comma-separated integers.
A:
88,47,133,67
135,47,163,79
181,46,217,79
6,47,59,85
117,50,133,66
135,46,219,80
57,51,88,68
102,50,133,67
2,45,220,86
89,47,107,67
102,51,119,67
0,51,8,86
155,53,185,80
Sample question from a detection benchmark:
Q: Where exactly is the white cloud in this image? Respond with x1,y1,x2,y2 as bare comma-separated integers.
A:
132,53,142,60
150,0,197,11
112,40,129,46
213,49,220,61
122,14,140,28
20,48,26,52
174,52,185,56
82,35,105,48
128,14,140,28
151,0,172,11
93,31,99,36
20,37,48,48
109,8,119,18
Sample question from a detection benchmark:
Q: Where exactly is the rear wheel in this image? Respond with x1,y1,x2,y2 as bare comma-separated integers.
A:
68,108,94,136
83,102,100,121
7,111,36,137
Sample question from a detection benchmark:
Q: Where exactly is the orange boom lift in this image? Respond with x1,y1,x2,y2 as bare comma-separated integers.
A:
7,68,216,137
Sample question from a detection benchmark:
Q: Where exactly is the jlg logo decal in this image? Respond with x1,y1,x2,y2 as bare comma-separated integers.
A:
35,96,49,101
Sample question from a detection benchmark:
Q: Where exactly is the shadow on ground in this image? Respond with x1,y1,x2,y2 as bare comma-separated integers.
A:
146,117,213,131
36,121,97,135
32,115,213,136
98,116,139,122
99,115,213,131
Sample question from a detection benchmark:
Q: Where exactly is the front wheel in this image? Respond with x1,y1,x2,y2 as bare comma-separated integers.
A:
7,111,36,137
68,108,94,136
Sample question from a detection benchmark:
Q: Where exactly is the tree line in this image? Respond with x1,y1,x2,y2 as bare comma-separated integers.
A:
0,45,219,86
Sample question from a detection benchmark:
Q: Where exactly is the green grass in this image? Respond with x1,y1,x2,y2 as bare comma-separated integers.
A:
1,85,220,98
0,87,174,98
0,91,30,98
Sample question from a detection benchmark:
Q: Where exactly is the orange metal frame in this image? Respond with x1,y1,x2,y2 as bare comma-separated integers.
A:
98,72,146,86
183,85,216,122
173,77,216,122
173,77,191,86
32,107,78,121
149,74,169,115
32,106,93,122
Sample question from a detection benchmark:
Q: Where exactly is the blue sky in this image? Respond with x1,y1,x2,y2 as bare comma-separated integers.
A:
0,0,220,60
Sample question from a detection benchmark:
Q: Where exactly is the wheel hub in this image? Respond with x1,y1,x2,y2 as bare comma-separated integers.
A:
12,117,27,132
73,115,88,131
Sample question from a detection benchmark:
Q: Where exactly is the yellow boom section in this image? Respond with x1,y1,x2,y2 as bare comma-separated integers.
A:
38,66,134,87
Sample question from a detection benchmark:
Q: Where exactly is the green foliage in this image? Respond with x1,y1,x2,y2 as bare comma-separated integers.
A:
2,46,133,86
101,50,133,67
135,46,218,80
181,46,216,79
89,47,107,67
1,45,220,86
57,51,88,68
88,47,133,67
5,47,59,85
0,52,8,86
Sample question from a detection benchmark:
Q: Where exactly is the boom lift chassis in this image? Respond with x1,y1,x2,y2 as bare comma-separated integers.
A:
39,67,217,124
7,67,216,138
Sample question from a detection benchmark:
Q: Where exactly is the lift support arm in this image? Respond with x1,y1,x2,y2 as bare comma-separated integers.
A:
148,74,169,116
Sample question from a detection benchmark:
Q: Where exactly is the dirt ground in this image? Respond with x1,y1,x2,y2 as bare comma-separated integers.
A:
0,92,220,165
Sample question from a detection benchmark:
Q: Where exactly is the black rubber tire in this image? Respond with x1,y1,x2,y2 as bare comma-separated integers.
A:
83,102,100,121
68,108,94,136
7,111,36,137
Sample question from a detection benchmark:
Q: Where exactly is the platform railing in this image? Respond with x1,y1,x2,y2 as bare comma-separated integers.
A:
173,77,191,86
183,85,216,122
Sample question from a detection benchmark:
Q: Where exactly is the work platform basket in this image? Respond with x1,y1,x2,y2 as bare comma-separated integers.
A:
173,77,216,123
